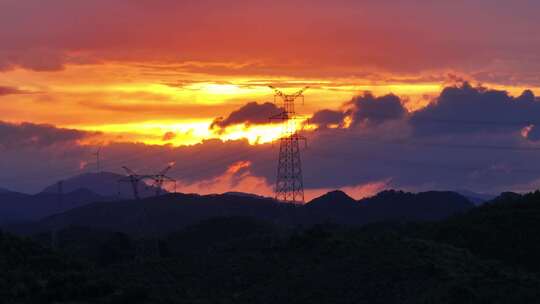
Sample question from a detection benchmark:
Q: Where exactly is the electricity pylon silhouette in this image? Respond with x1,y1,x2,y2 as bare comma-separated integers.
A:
92,146,102,172
118,167,159,260
119,166,147,200
269,86,308,204
150,163,176,196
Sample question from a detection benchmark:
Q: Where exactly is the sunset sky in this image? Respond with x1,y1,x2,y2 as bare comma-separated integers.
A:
2,0,540,198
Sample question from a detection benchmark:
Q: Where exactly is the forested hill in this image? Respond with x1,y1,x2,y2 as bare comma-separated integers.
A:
7,190,474,235
3,191,540,303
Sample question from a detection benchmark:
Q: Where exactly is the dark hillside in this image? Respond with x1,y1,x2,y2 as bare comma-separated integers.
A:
418,191,540,272
11,190,473,235
107,226,540,304
0,231,118,303
359,190,473,221
4,201,540,303
0,188,111,224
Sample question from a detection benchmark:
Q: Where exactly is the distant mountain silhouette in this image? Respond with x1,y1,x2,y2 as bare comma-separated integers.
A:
10,190,473,235
13,192,289,235
223,191,272,200
0,171,172,224
0,188,112,224
358,190,473,221
456,189,497,205
307,190,357,208
0,187,15,194
40,171,160,199
3,190,540,304
304,190,359,224
303,190,474,225
489,191,522,203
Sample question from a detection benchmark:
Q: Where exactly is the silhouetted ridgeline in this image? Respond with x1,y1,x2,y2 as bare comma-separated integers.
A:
0,172,166,224
2,190,540,303
304,190,472,225
40,172,160,198
0,188,111,224
0,171,477,227
4,189,474,235
414,191,540,272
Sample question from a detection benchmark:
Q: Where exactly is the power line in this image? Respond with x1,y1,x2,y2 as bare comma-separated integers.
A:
0,143,179,186
309,129,540,151
5,112,540,193
307,148,540,175
337,111,540,127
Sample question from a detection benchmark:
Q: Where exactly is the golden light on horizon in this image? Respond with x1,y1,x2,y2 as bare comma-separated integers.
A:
72,120,288,146
3,62,539,149
219,124,285,144
73,120,213,146
201,84,241,95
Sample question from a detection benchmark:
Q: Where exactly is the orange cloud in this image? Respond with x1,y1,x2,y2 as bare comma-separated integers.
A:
173,159,389,201
174,161,274,197
2,1,540,151
2,1,540,80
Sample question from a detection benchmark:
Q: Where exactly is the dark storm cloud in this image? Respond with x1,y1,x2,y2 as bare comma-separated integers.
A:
347,93,407,126
308,93,407,130
309,109,346,128
411,83,540,137
294,124,540,194
211,102,281,129
0,121,95,149
82,139,274,188
249,83,540,193
0,136,272,194
197,83,540,194
6,84,540,195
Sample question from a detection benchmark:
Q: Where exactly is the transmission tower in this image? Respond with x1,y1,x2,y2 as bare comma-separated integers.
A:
118,166,147,200
150,163,177,196
92,146,102,172
269,86,308,204
118,166,160,259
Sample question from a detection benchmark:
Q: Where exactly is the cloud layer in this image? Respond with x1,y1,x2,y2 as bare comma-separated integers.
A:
347,93,407,126
211,102,281,129
0,1,539,83
0,86,28,96
0,121,96,149
3,83,540,197
411,83,540,137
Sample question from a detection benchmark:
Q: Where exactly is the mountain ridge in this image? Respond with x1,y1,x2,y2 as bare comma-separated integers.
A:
5,189,474,235
40,171,162,198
